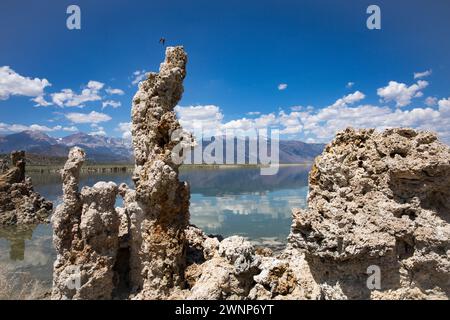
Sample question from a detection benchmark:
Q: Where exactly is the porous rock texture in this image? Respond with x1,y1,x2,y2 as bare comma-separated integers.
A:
288,128,450,299
51,46,449,300
125,45,193,299
52,147,120,299
0,151,52,225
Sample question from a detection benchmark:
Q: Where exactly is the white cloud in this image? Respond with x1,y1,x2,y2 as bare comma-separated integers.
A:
425,96,438,107
172,93,450,145
116,122,132,140
102,100,121,110
0,66,51,100
278,83,288,91
62,126,79,132
65,111,112,124
86,80,104,91
106,88,125,95
175,105,224,134
32,95,52,107
377,80,428,107
89,124,107,136
290,105,314,112
222,118,254,131
278,111,303,134
346,82,355,89
414,69,432,79
331,91,366,108
297,98,450,144
0,122,78,134
438,97,450,114
51,80,104,107
132,70,148,85
246,111,261,116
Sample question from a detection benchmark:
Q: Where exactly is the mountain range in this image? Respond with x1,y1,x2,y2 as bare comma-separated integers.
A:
0,131,133,163
0,130,325,164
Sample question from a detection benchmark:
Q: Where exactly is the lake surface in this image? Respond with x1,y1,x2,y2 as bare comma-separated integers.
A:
0,165,310,291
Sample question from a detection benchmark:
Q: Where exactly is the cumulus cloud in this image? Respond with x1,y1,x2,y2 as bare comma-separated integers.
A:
278,83,288,91
425,96,438,107
414,69,432,79
51,80,104,108
105,88,124,95
174,89,450,145
62,126,79,132
0,66,51,100
175,105,224,134
102,100,121,110
438,97,450,113
246,111,261,116
86,80,104,91
377,80,428,107
32,95,52,107
0,122,78,134
331,91,366,108
89,124,107,136
297,97,450,144
65,111,111,124
346,82,355,89
290,106,314,112
116,122,132,140
132,70,148,85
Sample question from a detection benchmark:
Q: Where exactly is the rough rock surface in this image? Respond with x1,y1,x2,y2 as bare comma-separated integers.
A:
289,128,450,299
124,46,194,299
0,151,52,225
52,147,120,299
51,46,449,300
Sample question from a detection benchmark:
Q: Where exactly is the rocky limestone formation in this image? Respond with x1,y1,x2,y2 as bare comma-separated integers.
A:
52,147,121,299
124,46,194,299
184,227,261,300
0,159,9,173
288,128,450,299
51,45,449,301
0,151,52,225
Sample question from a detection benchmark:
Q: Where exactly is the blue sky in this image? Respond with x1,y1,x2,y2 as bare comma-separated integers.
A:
1,0,449,143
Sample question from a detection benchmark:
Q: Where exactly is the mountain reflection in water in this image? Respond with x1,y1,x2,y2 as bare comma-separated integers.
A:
0,165,310,289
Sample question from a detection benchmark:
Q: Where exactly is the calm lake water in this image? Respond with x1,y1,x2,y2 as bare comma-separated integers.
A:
0,165,309,290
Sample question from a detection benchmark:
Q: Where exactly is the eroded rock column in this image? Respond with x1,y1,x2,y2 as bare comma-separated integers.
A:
52,147,120,299
127,46,192,298
0,151,52,225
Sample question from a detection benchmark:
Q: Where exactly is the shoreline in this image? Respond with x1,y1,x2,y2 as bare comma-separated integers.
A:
26,162,313,174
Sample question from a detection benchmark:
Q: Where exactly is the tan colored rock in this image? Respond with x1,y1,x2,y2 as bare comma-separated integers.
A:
289,128,450,299
189,235,260,300
0,151,52,225
126,46,195,299
50,45,450,301
52,147,120,299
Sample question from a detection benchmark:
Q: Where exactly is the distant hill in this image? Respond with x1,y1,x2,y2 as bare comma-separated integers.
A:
0,131,133,163
0,130,325,165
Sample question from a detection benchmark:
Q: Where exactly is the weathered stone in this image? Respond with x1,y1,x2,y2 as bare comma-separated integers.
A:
50,45,450,301
0,151,52,225
52,147,120,300
188,235,260,300
0,159,9,174
288,128,450,299
127,46,194,299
